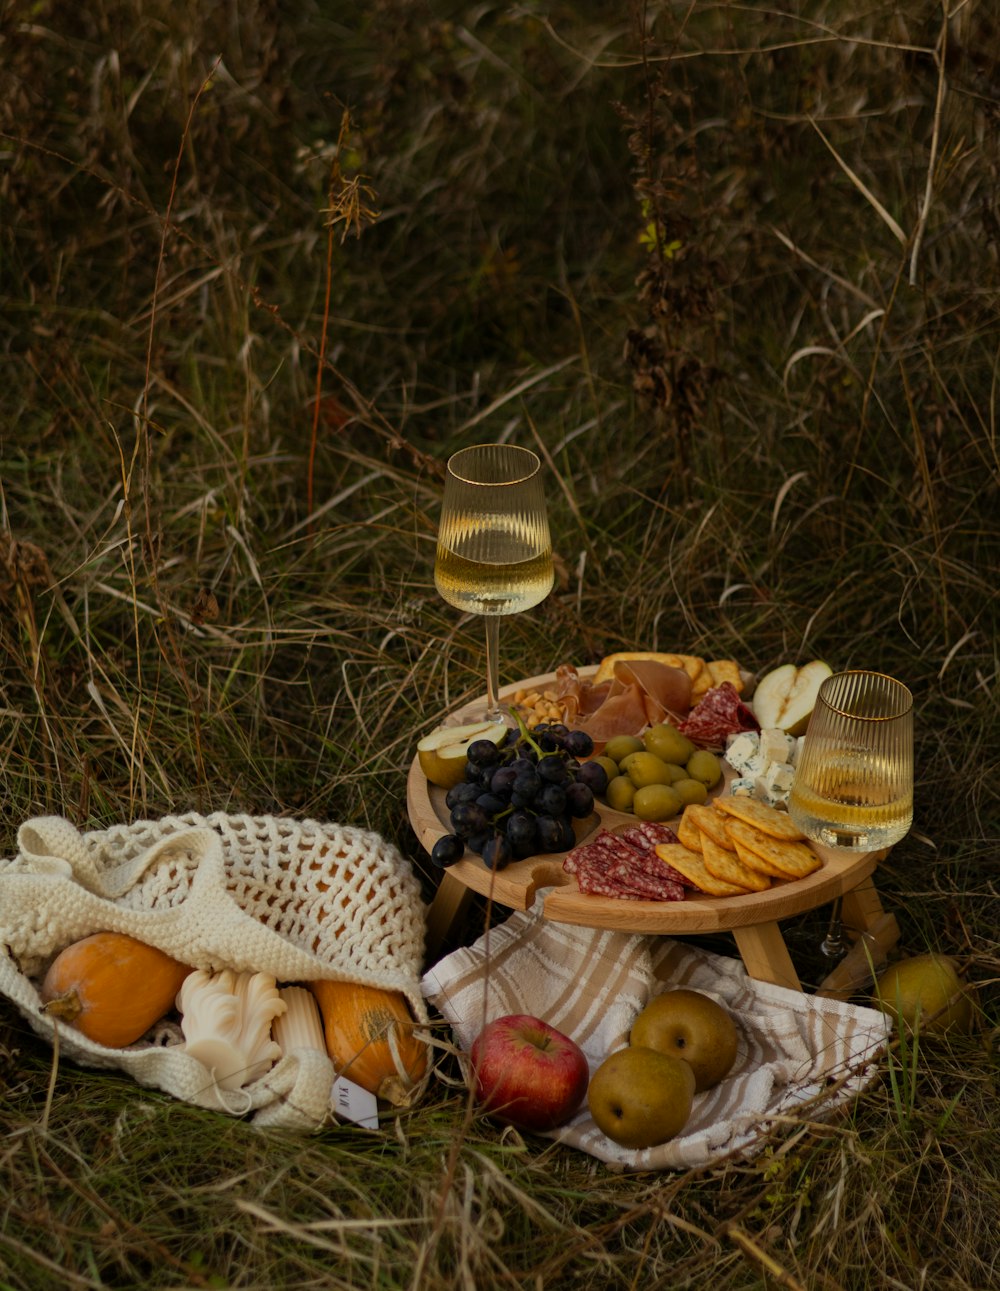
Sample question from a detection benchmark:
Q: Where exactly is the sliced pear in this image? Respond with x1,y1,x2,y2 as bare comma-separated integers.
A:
417,720,507,789
752,660,833,736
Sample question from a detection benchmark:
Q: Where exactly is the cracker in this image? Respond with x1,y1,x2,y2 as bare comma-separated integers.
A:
706,659,744,694
724,819,821,879
683,802,735,850
654,843,750,897
714,795,806,840
701,834,771,892
676,809,705,853
729,833,795,879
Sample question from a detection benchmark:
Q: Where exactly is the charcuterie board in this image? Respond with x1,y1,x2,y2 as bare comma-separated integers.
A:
406,668,884,937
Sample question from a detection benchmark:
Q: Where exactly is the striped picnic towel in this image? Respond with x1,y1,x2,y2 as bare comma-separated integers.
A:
421,892,890,1170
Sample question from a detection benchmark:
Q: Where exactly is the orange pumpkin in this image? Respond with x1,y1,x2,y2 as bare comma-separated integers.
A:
40,932,193,1048
309,979,428,1105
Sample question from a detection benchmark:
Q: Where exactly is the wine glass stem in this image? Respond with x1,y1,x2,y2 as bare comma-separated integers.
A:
484,614,502,721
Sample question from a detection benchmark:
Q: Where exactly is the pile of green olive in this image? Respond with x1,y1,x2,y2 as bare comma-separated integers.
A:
594,723,723,823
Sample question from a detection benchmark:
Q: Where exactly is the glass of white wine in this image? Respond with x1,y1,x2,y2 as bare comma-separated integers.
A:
788,670,914,852
434,443,554,724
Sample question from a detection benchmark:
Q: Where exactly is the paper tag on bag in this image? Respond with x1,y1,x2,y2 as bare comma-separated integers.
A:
330,1075,379,1129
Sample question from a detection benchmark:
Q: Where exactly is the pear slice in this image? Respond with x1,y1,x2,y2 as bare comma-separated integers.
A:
417,720,507,789
751,660,832,736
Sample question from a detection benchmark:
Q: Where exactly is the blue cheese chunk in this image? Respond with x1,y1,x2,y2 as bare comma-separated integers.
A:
753,760,796,807
725,731,763,777
729,777,756,797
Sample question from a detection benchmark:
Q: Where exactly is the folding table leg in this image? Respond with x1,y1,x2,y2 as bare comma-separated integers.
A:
732,921,802,992
424,870,475,965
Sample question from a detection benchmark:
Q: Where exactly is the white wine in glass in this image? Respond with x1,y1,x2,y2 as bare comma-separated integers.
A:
789,670,913,852
434,444,554,722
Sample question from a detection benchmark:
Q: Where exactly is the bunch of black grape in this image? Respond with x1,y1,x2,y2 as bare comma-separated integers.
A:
430,722,610,871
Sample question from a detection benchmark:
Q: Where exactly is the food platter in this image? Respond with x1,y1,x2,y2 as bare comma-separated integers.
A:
406,668,885,938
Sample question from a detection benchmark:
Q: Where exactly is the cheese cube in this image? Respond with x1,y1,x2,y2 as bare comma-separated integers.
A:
754,760,796,807
729,777,756,797
791,736,807,767
725,732,762,776
759,727,796,766
753,780,789,808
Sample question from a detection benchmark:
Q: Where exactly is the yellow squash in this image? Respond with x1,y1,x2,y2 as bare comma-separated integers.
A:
41,931,193,1048
309,979,428,1106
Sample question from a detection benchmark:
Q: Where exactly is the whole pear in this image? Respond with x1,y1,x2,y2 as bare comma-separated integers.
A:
630,989,739,1092
587,1046,695,1149
874,954,974,1035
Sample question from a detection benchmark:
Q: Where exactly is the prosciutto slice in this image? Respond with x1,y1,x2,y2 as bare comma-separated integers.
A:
555,661,692,750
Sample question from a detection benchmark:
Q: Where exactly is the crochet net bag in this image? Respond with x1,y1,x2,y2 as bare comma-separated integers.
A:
0,812,428,1130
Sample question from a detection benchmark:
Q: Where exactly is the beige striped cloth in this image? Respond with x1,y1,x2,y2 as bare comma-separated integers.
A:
421,893,890,1170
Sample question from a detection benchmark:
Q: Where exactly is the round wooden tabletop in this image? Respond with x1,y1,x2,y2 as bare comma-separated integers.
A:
406,669,884,936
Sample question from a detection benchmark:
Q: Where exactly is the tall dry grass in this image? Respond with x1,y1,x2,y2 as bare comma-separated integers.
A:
1,2,998,1287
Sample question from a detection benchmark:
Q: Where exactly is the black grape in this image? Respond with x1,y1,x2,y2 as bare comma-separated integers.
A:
482,833,512,870
446,781,481,810
535,814,567,852
430,834,465,867
538,783,567,817
476,792,508,818
565,781,595,818
537,756,570,786
490,765,518,795
450,802,488,838
576,760,609,796
466,738,501,768
564,729,594,758
506,811,537,849
511,770,541,807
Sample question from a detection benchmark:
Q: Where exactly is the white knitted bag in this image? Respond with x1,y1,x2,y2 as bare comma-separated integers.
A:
0,812,428,1130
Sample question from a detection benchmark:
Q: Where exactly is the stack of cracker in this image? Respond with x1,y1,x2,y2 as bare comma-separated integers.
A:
656,797,821,896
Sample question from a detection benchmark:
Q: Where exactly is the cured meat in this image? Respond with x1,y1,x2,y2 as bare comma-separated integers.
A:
570,843,642,898
554,660,693,751
677,681,759,750
564,829,687,902
573,682,649,746
614,660,692,726
617,823,696,889
606,862,685,902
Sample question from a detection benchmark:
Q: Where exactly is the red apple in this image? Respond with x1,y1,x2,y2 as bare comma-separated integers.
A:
470,1014,589,1132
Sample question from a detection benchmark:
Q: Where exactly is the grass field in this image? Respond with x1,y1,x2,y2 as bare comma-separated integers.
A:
1,2,998,1287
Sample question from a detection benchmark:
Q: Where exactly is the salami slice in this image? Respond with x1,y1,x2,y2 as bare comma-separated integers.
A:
572,844,643,898
677,681,759,749
606,861,686,901
617,824,696,888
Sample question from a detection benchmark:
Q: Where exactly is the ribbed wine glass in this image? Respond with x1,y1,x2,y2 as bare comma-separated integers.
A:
434,444,554,723
789,670,913,963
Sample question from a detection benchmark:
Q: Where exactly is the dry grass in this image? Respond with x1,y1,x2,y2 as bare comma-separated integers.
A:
1,1,999,1287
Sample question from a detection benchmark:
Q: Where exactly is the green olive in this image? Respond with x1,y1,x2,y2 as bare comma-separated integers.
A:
632,783,683,822
604,734,646,764
618,751,643,777
673,777,709,806
643,723,696,765
686,749,723,788
594,755,620,785
625,752,676,789
606,775,637,813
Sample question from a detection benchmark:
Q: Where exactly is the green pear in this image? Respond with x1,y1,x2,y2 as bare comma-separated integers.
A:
752,660,832,735
630,989,739,1092
874,953,974,1036
587,1046,695,1149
